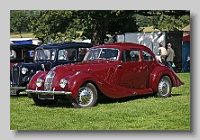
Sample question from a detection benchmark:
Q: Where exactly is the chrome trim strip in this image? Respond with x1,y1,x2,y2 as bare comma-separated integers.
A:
10,86,26,91
26,89,72,95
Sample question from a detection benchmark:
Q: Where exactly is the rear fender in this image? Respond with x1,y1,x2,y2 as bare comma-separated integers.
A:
149,66,184,92
149,66,173,92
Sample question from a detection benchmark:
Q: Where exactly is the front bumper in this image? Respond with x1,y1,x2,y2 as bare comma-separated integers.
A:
26,89,72,95
26,89,72,100
10,86,26,95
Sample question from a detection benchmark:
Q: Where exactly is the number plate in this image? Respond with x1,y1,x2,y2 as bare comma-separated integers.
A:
38,94,54,100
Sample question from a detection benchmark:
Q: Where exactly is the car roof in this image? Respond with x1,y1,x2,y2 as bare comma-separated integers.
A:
92,42,151,51
36,42,93,50
10,44,38,49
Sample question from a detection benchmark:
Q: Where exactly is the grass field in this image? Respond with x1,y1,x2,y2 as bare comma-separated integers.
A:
10,73,190,130
10,32,36,39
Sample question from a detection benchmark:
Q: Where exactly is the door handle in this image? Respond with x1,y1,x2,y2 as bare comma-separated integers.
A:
117,65,122,68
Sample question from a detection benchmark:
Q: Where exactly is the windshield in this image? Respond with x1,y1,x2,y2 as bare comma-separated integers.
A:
34,49,56,62
83,48,119,61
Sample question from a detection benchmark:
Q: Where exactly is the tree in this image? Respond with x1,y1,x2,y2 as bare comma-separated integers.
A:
27,10,190,45
29,10,76,43
10,10,30,36
77,10,139,45
135,10,190,31
157,14,190,31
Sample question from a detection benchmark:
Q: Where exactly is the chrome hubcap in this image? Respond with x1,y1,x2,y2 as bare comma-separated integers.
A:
77,87,93,107
158,78,169,96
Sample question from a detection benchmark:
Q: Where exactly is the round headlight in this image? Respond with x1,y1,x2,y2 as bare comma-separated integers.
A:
36,78,43,87
21,67,28,74
60,79,68,89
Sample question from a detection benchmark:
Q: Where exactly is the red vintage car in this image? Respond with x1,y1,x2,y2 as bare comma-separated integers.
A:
26,43,184,108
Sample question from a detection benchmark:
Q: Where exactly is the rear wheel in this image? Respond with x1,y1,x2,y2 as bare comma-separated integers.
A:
32,97,58,106
155,76,172,97
72,83,98,108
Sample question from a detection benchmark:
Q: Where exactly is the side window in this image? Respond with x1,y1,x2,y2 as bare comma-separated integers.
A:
130,50,140,62
29,50,35,58
58,49,68,61
58,48,77,61
121,50,140,62
142,51,154,61
68,49,77,61
78,48,89,61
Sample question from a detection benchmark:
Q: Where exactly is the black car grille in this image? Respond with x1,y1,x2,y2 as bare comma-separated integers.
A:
11,66,20,86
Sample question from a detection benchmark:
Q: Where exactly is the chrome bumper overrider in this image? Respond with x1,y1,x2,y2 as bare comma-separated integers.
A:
26,89,72,95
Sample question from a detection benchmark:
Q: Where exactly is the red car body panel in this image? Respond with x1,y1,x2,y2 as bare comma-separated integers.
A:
27,43,184,99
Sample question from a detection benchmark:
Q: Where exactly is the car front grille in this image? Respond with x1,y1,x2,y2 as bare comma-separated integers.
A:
44,71,55,91
11,65,20,86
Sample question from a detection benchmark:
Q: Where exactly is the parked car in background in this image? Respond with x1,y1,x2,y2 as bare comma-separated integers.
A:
26,43,184,108
10,42,93,95
10,44,38,71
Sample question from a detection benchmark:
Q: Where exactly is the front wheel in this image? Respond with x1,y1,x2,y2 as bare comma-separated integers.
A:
155,76,172,97
72,83,98,108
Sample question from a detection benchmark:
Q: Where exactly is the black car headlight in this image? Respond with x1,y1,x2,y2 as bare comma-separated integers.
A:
21,67,28,74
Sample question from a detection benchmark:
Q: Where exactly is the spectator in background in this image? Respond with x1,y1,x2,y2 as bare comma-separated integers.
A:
187,55,190,71
166,43,175,71
158,41,167,64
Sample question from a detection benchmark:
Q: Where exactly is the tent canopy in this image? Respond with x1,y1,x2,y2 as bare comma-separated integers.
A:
182,35,190,42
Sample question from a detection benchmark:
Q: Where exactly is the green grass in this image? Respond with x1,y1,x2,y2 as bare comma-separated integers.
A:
10,73,190,130
10,32,36,39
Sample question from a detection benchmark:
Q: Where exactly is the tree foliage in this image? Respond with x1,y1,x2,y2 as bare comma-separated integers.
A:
10,10,190,45
76,10,139,45
10,10,30,36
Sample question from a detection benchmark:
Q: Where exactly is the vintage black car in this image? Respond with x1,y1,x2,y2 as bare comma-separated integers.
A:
10,42,93,95
10,44,38,71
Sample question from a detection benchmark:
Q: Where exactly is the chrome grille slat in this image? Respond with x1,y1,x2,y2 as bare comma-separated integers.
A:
44,71,55,91
12,66,20,85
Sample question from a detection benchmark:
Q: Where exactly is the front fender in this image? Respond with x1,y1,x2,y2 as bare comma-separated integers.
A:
22,72,37,84
28,71,48,90
65,71,99,98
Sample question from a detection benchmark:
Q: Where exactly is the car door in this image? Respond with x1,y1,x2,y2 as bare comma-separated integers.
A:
113,49,150,89
140,50,157,84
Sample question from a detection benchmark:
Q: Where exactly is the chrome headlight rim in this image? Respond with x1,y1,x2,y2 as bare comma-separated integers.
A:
21,67,28,74
59,78,68,89
36,78,44,88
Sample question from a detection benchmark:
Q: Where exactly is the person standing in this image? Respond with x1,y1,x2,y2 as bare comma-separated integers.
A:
158,41,167,64
166,43,175,71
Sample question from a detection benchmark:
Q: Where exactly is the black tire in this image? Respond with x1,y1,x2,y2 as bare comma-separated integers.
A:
32,97,58,106
155,76,172,97
72,83,98,108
